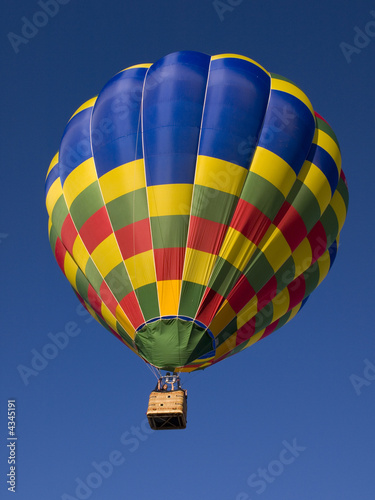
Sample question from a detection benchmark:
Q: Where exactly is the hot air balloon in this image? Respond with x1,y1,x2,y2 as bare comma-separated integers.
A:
45,51,348,429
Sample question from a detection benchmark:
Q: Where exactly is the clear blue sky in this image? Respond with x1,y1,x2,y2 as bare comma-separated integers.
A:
1,1,374,499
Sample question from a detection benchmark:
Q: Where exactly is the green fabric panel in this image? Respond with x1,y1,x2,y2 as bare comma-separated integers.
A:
288,181,321,233
51,195,69,236
215,317,238,346
303,261,320,299
276,309,292,329
135,318,214,370
207,257,241,297
270,73,295,85
336,177,349,212
254,302,274,332
116,322,135,348
225,340,248,357
315,117,340,150
274,256,296,291
320,205,339,248
135,283,160,321
75,267,90,302
104,263,133,302
69,182,104,231
241,171,285,221
244,249,275,293
84,258,103,293
178,282,206,317
49,224,59,256
150,215,189,248
191,185,236,224
82,301,113,334
96,314,111,331
106,188,148,231
185,333,215,365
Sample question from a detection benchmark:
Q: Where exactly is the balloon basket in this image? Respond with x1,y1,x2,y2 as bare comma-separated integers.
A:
147,389,187,430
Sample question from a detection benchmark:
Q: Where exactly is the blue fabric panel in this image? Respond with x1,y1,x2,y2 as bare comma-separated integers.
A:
58,108,92,185
328,239,338,268
142,51,210,186
91,67,148,177
258,90,316,175
142,127,200,184
146,50,210,77
45,163,60,195
307,144,339,196
199,57,271,168
300,296,309,309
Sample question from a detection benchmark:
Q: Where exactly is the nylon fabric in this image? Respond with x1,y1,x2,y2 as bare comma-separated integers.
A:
45,51,349,372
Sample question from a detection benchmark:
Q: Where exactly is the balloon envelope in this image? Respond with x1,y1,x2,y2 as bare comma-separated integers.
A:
45,51,349,372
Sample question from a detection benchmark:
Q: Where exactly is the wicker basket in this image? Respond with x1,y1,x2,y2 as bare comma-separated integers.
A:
147,389,187,430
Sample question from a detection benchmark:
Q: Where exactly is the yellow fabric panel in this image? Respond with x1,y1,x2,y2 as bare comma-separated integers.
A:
182,248,217,286
250,147,296,198
157,280,181,316
190,354,215,365
46,178,63,216
122,63,152,71
177,365,196,373
125,250,156,289
63,252,79,292
211,54,269,74
287,302,303,322
69,97,97,121
209,300,236,336
46,152,59,178
101,302,119,333
215,335,237,360
148,184,193,217
63,158,98,208
112,64,151,81
196,361,213,369
219,227,257,271
115,305,136,339
314,128,342,173
90,234,123,277
329,191,347,232
100,300,116,322
292,238,313,279
177,359,213,372
237,296,258,329
243,330,264,349
271,288,290,322
48,218,53,236
298,161,332,215
270,78,314,117
72,236,90,271
195,156,248,196
317,250,331,286
258,225,291,272
99,160,146,204
84,303,100,323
